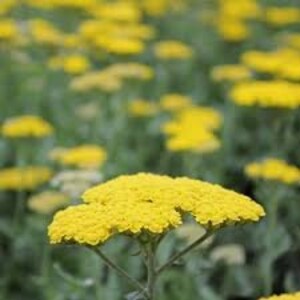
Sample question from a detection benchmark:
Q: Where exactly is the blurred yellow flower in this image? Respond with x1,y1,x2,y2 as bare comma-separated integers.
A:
0,19,18,42
259,292,300,300
245,158,300,185
129,99,158,117
106,63,154,80
154,40,193,60
230,80,300,108
0,166,52,190
28,19,63,46
242,48,300,81
264,7,300,27
62,55,90,75
0,0,16,15
1,115,54,138
211,64,252,82
217,18,250,42
54,145,107,169
160,94,192,112
163,106,222,153
28,191,69,214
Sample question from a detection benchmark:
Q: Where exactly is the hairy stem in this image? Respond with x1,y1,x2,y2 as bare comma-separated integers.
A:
146,242,156,300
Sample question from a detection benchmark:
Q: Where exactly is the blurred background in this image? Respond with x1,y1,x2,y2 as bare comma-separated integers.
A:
0,0,300,299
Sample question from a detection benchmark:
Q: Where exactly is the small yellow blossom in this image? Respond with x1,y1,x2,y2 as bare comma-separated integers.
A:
160,94,192,112
0,19,18,42
264,7,300,27
163,106,222,153
259,292,300,300
28,191,69,214
217,18,250,42
211,64,252,82
0,166,52,190
129,99,158,117
28,19,63,46
48,173,265,246
245,158,300,184
54,145,107,169
230,80,300,108
62,55,90,75
154,40,193,60
1,115,54,138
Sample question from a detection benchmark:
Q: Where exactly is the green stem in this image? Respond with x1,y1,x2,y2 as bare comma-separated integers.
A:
89,247,146,296
146,242,156,300
156,230,214,275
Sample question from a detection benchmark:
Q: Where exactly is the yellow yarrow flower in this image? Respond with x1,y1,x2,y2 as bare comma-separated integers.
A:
0,19,19,42
1,115,54,138
245,158,300,185
48,173,265,246
259,292,300,300
129,99,158,117
163,106,222,153
264,7,300,27
211,64,252,82
62,55,90,75
242,48,300,80
230,80,300,108
54,145,107,169
28,191,69,214
0,167,52,191
154,40,193,60
160,94,193,112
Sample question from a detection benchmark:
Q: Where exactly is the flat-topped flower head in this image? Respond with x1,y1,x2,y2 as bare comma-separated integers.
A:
154,40,193,60
48,173,265,246
245,158,300,185
54,145,107,169
1,115,54,138
259,292,300,300
0,166,52,190
230,80,300,108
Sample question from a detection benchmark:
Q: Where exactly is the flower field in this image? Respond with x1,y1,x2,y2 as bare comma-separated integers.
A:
1,0,300,299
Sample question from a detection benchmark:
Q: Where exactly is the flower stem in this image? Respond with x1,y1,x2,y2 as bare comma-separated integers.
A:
146,242,156,300
89,247,146,296
156,230,214,275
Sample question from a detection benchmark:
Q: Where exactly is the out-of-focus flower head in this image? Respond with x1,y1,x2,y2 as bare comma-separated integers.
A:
259,292,300,300
128,99,158,117
264,7,300,27
154,40,193,60
53,145,107,169
230,80,300,108
245,158,300,185
162,106,222,153
28,19,63,46
1,115,54,138
48,54,90,75
210,244,246,265
160,94,193,112
28,191,69,214
51,169,102,198
211,64,252,82
0,166,52,191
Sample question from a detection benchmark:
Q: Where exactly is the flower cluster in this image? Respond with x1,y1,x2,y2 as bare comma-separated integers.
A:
70,63,153,93
28,191,69,214
242,49,300,80
160,94,193,112
48,173,265,246
0,166,52,190
154,40,193,60
53,145,107,169
129,99,158,117
162,106,222,153
230,80,300,108
1,115,54,138
211,64,252,82
259,292,300,300
245,158,300,185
